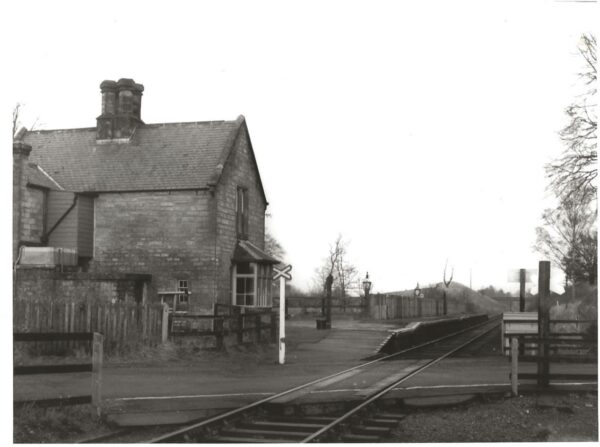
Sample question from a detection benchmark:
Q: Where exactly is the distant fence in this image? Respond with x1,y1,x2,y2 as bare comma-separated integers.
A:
279,296,364,316
13,299,166,355
368,294,467,320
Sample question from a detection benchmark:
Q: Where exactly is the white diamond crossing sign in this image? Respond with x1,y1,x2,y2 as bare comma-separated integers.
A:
273,264,292,281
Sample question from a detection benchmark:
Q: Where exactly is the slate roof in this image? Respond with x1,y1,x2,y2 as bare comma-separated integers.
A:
25,163,63,190
21,117,246,193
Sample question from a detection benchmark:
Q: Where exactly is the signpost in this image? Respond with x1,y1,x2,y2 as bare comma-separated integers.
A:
508,268,535,354
508,268,535,313
273,264,292,365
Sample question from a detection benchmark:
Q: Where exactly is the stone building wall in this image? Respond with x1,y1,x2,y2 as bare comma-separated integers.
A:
14,268,149,303
214,125,267,304
89,190,217,307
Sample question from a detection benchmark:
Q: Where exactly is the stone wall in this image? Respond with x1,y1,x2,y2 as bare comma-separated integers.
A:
89,190,216,308
14,267,149,303
214,124,267,304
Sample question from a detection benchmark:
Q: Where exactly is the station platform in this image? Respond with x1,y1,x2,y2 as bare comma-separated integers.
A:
13,315,597,427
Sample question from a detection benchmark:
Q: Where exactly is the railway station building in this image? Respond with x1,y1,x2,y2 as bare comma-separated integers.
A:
13,78,278,312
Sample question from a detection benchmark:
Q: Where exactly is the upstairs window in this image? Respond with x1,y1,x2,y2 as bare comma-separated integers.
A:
236,187,249,240
177,279,189,303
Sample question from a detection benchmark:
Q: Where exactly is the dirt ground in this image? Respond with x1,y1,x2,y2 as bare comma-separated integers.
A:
390,392,598,442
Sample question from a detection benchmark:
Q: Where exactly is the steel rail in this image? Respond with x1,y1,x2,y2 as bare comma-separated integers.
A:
149,315,500,443
300,318,501,443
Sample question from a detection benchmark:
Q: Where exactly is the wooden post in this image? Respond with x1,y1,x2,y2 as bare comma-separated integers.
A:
511,336,519,396
215,317,224,350
161,304,169,343
270,313,277,343
279,276,286,364
537,261,551,387
91,332,103,418
443,291,447,316
255,315,262,343
237,313,244,345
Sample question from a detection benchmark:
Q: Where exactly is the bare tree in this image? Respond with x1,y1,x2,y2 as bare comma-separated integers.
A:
442,259,454,315
535,198,597,298
547,34,597,204
313,234,358,298
264,229,286,262
13,102,41,140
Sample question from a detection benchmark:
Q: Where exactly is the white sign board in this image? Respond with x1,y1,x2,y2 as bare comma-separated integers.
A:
507,269,536,283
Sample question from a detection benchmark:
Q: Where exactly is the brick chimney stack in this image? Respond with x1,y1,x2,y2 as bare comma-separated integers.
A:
96,78,144,141
13,141,32,261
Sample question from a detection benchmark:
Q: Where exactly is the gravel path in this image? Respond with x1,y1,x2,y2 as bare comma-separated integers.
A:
389,392,597,442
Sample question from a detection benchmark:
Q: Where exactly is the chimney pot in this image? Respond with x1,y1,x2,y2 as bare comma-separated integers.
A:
97,78,144,140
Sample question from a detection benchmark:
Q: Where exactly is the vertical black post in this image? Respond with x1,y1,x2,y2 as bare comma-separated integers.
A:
519,268,526,312
325,274,333,328
270,313,277,343
443,291,447,316
255,315,262,343
537,261,551,387
237,313,244,345
519,268,526,356
215,317,224,350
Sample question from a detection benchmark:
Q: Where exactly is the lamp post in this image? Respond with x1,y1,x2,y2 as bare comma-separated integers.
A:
414,282,422,317
362,272,372,305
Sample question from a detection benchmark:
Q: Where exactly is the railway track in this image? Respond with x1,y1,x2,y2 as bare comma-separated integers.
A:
144,315,501,443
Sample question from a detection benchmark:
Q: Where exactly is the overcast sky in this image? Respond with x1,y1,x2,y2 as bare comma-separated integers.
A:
3,0,597,295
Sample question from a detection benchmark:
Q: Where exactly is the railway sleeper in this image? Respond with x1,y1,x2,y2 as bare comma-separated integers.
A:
219,427,308,440
238,420,325,432
363,418,400,428
267,415,339,424
208,435,297,443
350,424,392,436
341,433,381,443
374,411,407,420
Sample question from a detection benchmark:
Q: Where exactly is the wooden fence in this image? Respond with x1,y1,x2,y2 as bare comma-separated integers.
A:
508,320,597,394
369,294,461,320
14,332,103,416
13,299,166,355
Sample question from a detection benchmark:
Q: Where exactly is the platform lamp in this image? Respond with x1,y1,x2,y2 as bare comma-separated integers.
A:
362,272,372,304
414,282,423,317
414,282,421,298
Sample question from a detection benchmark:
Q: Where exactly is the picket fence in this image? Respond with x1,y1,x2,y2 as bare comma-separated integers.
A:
13,299,166,355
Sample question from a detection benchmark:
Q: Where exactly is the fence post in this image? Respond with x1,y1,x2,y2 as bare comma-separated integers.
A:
255,315,262,343
270,313,277,343
511,336,519,396
215,317,224,350
537,260,551,387
161,304,169,343
91,332,103,418
237,313,244,344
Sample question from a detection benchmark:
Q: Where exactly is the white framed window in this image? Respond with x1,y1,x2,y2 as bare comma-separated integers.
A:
233,262,255,306
177,279,189,303
232,262,273,307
